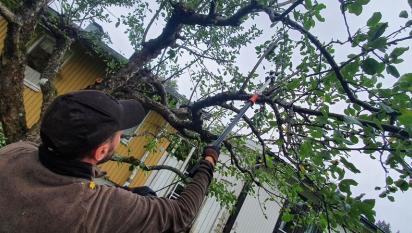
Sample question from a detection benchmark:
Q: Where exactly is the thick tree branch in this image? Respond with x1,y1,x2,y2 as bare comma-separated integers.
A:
269,98,410,139
107,1,268,92
271,0,303,21
0,2,19,24
111,155,191,183
188,91,410,139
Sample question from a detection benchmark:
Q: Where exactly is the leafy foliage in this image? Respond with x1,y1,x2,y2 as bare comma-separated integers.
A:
2,0,412,232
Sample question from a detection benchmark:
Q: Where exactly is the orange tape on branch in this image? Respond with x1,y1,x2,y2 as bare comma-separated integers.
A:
249,94,260,105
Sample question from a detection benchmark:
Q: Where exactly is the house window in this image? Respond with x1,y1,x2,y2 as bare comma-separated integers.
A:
24,36,72,92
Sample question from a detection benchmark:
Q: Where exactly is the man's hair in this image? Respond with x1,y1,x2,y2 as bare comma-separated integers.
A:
81,133,117,159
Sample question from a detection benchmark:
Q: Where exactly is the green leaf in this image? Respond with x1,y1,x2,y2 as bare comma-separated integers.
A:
341,157,361,173
310,129,323,138
360,199,376,222
300,141,312,158
350,135,359,144
368,23,388,41
386,176,393,185
361,58,381,75
304,0,313,8
386,65,400,78
358,0,370,5
399,10,409,18
339,179,358,195
399,109,412,126
379,103,395,114
368,37,387,50
394,179,409,191
353,33,368,44
390,47,409,58
287,79,300,89
281,213,293,222
343,115,363,126
379,191,387,198
315,13,325,22
341,60,360,78
367,12,382,27
398,73,412,91
348,3,362,16
387,195,395,202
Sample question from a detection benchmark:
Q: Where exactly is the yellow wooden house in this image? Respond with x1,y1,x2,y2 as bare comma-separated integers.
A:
0,17,180,188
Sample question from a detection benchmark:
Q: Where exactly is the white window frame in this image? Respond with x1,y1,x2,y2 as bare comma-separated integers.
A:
24,66,42,92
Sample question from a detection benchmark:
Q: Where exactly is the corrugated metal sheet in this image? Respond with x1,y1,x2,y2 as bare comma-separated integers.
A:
190,153,245,233
99,111,174,186
0,18,7,53
230,187,282,233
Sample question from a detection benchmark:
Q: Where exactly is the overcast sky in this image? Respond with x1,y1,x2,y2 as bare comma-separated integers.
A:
96,1,412,232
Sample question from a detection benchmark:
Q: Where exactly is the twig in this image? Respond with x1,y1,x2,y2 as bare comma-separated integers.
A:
240,37,281,91
143,0,166,43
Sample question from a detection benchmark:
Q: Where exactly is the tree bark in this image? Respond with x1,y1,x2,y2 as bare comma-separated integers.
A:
0,59,27,143
0,23,28,143
0,0,53,143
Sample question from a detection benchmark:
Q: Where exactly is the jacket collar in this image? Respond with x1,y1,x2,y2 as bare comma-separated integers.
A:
38,144,106,179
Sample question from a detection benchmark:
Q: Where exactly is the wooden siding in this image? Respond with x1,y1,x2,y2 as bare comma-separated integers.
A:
99,111,174,187
23,46,106,127
0,18,105,127
0,18,7,53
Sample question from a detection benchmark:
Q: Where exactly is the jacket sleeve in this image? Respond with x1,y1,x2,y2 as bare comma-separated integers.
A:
84,160,214,233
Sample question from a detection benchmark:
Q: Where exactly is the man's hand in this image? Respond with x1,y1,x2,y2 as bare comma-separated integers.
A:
203,145,220,166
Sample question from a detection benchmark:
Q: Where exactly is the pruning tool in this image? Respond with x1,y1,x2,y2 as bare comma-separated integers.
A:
211,74,274,148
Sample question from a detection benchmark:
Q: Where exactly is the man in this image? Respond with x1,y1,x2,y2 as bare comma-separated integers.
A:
0,90,219,233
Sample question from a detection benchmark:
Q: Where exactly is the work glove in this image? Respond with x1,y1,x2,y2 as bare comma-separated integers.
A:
187,145,219,178
202,145,220,165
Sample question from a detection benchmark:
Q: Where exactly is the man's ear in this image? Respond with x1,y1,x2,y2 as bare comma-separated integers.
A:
93,143,110,162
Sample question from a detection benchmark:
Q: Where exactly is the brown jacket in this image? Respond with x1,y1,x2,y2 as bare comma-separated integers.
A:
0,142,213,233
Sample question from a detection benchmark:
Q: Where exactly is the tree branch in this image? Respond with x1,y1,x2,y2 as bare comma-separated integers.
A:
142,0,166,43
260,7,381,113
220,103,267,166
240,37,281,91
111,155,191,183
0,2,19,24
269,98,410,139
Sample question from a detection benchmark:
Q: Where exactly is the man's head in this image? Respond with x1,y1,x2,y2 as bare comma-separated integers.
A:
40,90,146,163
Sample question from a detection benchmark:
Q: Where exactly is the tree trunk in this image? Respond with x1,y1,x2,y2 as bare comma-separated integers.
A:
39,36,73,116
0,58,28,143
222,180,252,233
0,1,48,143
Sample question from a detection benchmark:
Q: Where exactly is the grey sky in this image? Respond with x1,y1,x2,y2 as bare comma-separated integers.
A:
97,1,412,232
